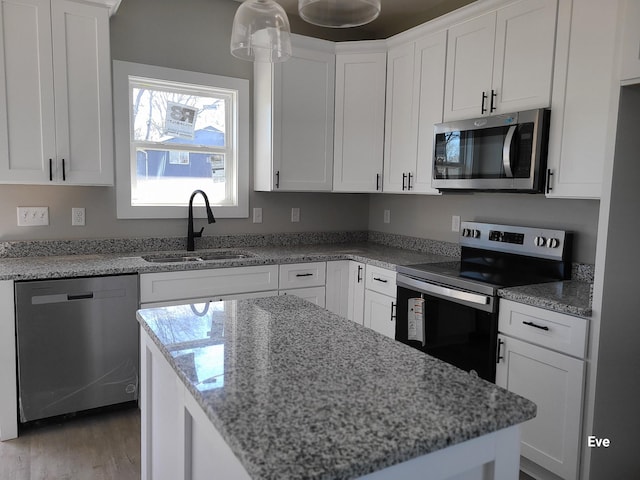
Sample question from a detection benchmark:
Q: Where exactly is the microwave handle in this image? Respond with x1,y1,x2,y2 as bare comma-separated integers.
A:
502,125,517,178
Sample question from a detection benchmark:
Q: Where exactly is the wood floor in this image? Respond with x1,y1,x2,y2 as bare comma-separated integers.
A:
0,405,140,480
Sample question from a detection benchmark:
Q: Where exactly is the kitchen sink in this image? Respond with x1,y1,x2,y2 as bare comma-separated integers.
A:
142,250,255,263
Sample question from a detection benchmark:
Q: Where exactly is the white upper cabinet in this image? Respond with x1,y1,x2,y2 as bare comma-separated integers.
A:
383,30,446,194
0,0,114,185
619,0,640,83
254,36,335,192
333,46,386,193
545,0,620,199
443,0,558,121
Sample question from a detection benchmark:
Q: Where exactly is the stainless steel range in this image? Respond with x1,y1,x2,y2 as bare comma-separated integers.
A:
395,221,572,382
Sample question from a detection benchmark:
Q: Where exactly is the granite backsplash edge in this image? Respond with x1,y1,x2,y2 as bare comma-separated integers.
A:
0,230,594,282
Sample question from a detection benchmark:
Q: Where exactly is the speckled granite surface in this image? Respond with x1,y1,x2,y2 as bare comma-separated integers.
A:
137,295,537,480
499,280,593,318
0,243,451,281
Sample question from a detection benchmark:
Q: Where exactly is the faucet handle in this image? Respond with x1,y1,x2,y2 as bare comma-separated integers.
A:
195,226,205,238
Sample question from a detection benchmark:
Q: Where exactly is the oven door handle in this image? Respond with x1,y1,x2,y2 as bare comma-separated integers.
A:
396,275,492,307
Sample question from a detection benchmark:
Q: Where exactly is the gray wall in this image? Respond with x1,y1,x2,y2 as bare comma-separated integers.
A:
589,85,640,479
369,194,600,264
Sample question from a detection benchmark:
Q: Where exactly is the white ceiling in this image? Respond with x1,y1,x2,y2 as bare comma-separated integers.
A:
234,0,477,40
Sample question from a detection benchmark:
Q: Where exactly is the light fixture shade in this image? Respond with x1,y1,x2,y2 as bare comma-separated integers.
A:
230,0,292,62
298,0,381,28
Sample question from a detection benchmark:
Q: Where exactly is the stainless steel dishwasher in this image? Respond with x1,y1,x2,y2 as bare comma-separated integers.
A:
15,274,139,422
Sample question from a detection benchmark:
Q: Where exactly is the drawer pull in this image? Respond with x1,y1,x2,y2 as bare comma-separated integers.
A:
295,273,314,277
373,277,388,283
523,320,549,331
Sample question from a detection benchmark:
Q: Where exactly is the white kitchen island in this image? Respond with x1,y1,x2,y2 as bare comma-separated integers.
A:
137,295,535,480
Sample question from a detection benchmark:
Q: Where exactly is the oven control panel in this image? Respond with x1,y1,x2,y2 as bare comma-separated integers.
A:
460,221,570,260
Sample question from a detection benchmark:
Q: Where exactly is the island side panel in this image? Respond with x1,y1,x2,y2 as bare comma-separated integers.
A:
140,327,251,480
0,280,17,441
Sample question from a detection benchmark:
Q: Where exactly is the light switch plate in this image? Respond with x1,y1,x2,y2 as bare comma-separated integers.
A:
17,207,49,226
253,207,263,223
452,215,461,232
383,209,390,224
291,207,300,223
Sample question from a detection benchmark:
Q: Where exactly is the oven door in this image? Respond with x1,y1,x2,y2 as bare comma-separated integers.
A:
396,274,498,382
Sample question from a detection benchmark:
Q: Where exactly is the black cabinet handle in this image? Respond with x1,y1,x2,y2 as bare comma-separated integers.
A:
407,172,413,190
496,338,504,363
49,158,53,181
62,158,66,181
546,169,553,194
481,91,488,114
523,320,550,331
373,277,388,283
402,173,407,191
295,273,313,277
357,265,363,283
275,171,280,189
490,89,497,112
390,302,396,322
376,173,380,191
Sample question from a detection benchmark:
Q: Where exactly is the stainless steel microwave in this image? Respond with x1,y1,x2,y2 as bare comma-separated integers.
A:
432,109,550,192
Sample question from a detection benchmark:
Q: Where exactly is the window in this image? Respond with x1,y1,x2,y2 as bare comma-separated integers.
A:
113,61,249,218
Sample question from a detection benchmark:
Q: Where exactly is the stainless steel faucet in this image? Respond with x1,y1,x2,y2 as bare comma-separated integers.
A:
187,190,216,251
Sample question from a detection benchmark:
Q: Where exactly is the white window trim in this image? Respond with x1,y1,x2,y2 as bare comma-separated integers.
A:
113,60,249,219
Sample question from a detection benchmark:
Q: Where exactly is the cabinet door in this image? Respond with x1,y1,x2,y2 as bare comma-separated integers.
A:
273,45,335,191
364,290,395,339
51,0,113,185
546,0,619,198
333,51,386,192
620,0,640,82
443,12,496,121
413,30,447,194
496,334,584,480
347,261,365,325
279,286,326,308
492,0,557,114
0,0,56,183
383,42,417,193
325,260,350,317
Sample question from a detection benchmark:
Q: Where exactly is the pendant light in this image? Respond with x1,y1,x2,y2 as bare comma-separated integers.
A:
298,0,381,28
230,0,292,63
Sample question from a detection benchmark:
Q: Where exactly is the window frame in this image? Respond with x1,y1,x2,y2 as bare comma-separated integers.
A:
113,61,249,219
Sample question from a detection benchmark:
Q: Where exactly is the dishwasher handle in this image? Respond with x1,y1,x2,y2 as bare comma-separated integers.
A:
67,292,94,301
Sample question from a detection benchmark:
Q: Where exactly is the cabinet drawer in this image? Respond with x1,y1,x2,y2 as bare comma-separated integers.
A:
140,265,279,303
498,299,588,358
279,286,326,308
278,262,326,289
365,264,396,297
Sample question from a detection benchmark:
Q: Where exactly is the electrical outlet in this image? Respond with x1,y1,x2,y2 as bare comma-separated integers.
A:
17,207,49,226
291,207,300,223
452,215,461,232
72,207,86,226
383,209,390,224
253,207,263,223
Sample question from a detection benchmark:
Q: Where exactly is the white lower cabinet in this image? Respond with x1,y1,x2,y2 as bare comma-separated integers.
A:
347,261,365,324
363,264,397,339
278,262,326,307
364,289,396,339
325,260,351,317
497,299,588,480
620,0,640,83
139,265,279,305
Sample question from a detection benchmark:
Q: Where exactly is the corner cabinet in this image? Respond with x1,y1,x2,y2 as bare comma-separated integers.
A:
332,44,386,193
545,0,620,199
383,29,446,194
497,299,588,480
254,35,335,192
0,0,114,185
443,0,557,121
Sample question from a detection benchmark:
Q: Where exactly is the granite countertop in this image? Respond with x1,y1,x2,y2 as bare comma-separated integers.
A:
498,280,593,317
137,295,537,480
0,242,451,281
